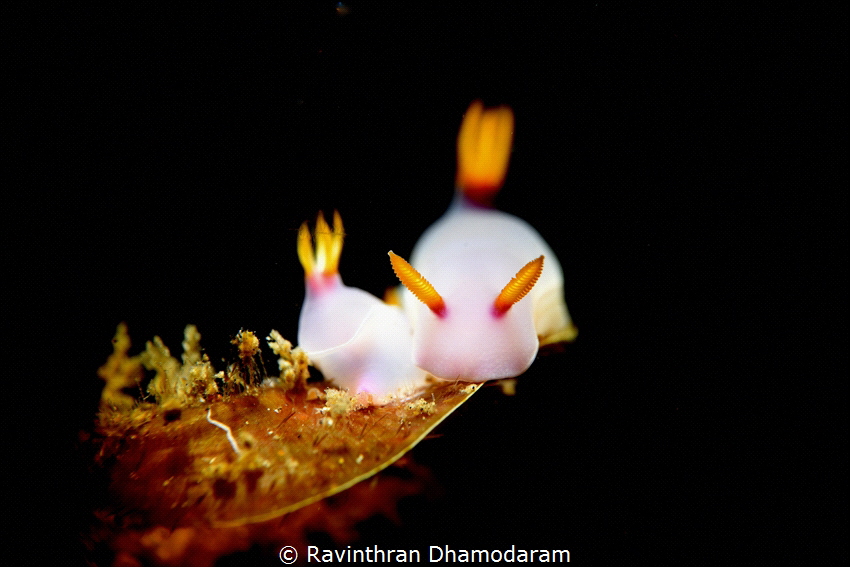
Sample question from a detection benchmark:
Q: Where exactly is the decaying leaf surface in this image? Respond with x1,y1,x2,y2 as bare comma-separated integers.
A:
88,325,483,565
98,380,478,528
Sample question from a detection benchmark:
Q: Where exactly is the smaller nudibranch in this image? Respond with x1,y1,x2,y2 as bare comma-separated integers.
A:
297,211,428,404
390,101,577,383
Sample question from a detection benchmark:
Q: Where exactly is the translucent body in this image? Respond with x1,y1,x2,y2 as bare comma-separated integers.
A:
298,274,428,403
399,197,573,382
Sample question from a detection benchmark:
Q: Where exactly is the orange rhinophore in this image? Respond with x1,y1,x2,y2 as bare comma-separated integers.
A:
388,251,446,317
493,255,545,315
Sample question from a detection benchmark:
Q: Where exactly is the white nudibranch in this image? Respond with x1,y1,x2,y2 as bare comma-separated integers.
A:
296,211,428,405
388,101,577,382
297,101,576,397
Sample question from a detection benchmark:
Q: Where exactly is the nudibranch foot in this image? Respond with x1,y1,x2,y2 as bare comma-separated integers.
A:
539,322,579,346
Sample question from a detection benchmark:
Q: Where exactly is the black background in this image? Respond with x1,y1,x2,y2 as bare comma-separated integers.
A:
8,3,846,564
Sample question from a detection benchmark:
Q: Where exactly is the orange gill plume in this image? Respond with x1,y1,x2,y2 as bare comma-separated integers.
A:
456,100,515,204
297,210,344,278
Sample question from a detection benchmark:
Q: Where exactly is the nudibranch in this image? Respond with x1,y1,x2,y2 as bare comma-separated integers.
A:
389,101,577,382
297,211,428,404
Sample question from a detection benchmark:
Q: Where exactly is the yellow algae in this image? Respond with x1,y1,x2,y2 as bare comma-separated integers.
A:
97,323,144,412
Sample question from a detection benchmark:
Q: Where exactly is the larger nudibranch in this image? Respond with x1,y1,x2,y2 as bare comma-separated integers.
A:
389,101,577,382
297,211,428,404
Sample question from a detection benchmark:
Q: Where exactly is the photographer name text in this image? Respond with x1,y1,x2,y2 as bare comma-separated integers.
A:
304,544,569,563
